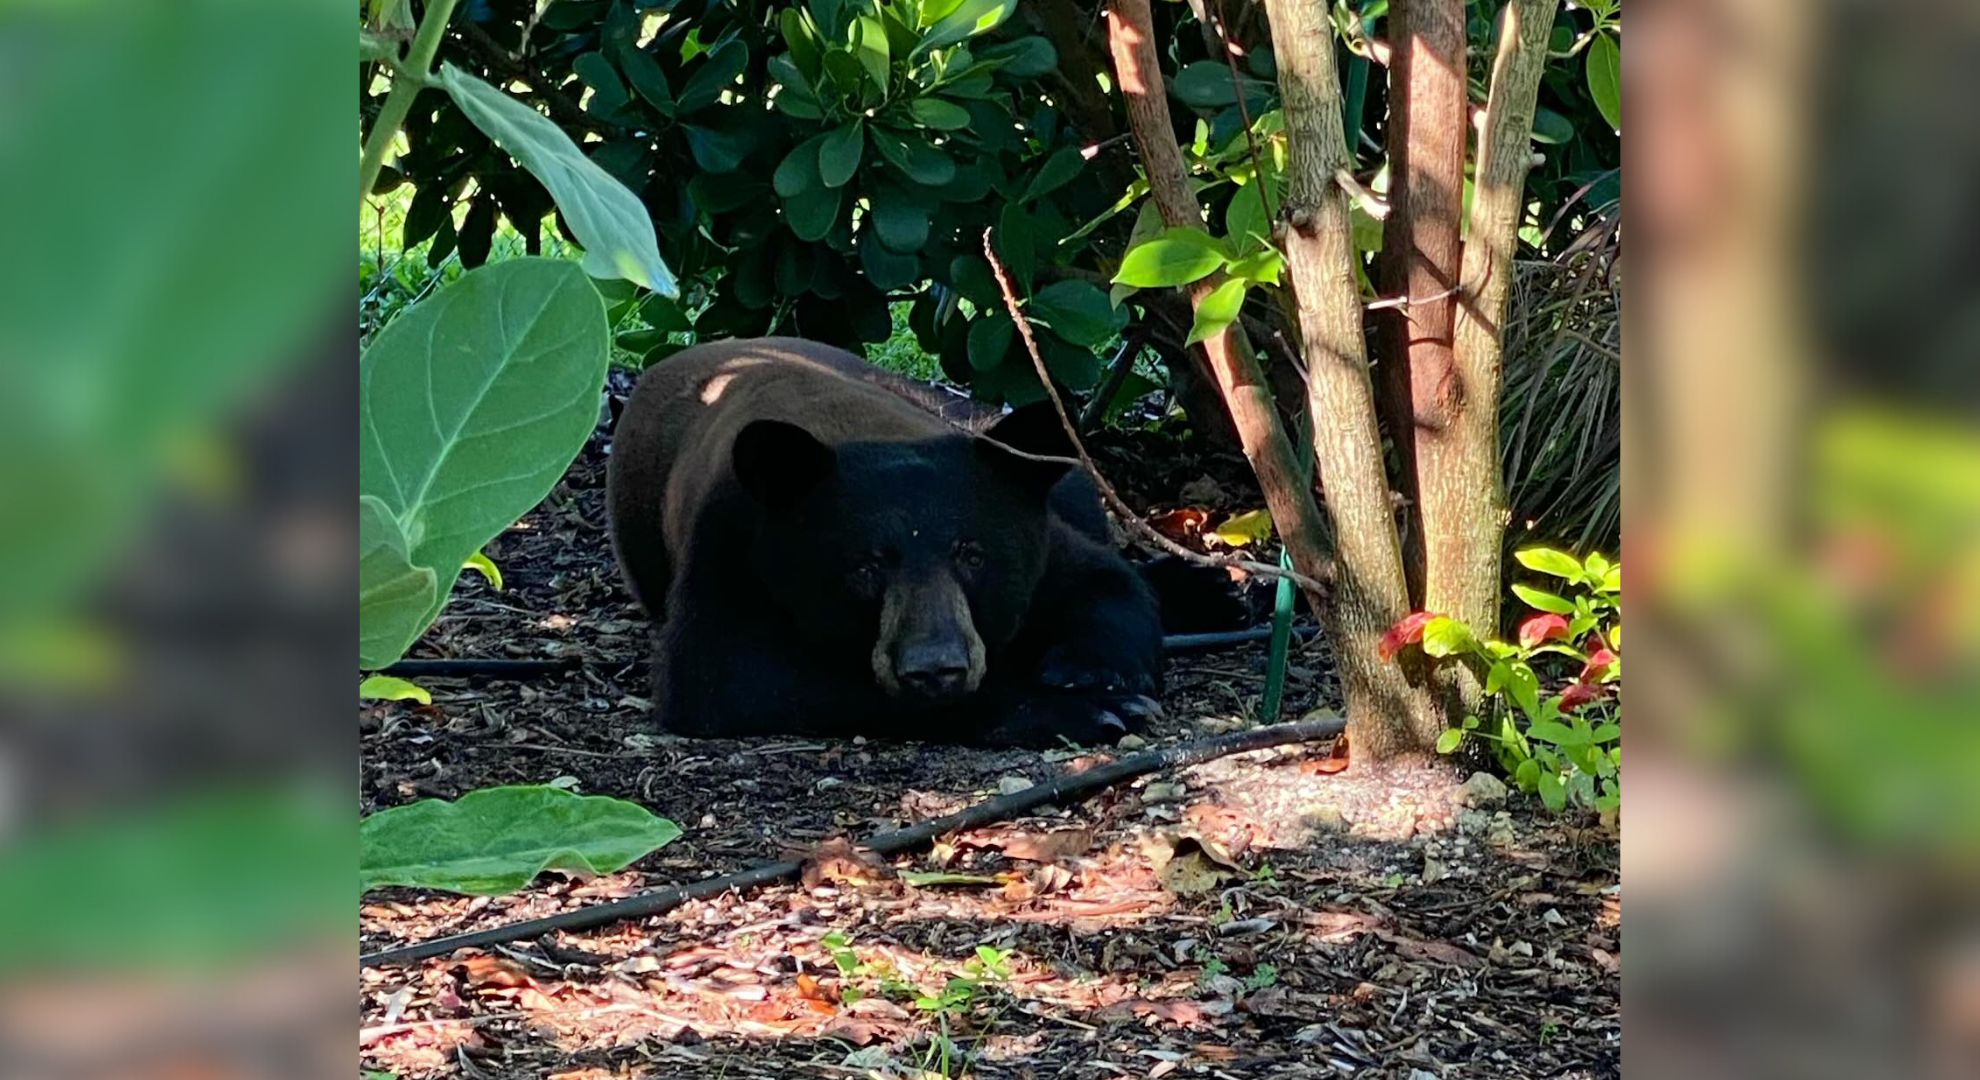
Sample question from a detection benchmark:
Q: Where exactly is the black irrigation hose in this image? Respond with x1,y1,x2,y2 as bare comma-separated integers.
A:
376,626,1318,679
359,713,1346,968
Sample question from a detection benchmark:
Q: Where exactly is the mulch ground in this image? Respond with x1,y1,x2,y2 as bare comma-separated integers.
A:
359,387,1621,1079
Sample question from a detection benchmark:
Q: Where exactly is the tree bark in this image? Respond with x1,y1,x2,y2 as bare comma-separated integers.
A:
1104,0,1337,613
1375,0,1468,609
1261,0,1442,758
1442,0,1554,658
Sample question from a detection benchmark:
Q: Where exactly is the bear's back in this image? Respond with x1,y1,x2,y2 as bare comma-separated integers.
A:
607,338,963,610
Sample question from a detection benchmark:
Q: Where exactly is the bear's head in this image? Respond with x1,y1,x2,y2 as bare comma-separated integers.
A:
730,408,1072,702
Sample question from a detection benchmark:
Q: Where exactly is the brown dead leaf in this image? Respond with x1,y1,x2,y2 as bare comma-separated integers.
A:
997,827,1094,863
1238,985,1300,1017
1373,929,1485,969
456,956,534,990
1350,981,1380,1001
1148,507,1210,541
1589,946,1620,973
797,837,896,891
1157,849,1231,896
1095,997,1210,1025
1300,729,1351,774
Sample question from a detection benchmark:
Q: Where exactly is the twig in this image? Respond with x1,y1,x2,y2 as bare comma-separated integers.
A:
980,228,1329,597
1332,167,1390,220
358,714,1347,967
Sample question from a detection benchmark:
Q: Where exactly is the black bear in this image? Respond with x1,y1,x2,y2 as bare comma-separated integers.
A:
606,337,1168,747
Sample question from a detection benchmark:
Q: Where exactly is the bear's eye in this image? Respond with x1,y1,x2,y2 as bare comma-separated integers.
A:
848,560,883,594
953,540,986,570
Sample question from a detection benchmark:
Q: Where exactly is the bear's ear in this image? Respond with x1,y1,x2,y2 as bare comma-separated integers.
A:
979,401,1076,460
973,433,1072,498
733,420,835,505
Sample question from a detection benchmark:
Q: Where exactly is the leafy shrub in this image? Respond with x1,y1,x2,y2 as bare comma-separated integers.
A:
1383,547,1622,814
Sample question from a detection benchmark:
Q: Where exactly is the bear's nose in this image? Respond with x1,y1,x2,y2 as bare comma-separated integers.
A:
896,641,972,698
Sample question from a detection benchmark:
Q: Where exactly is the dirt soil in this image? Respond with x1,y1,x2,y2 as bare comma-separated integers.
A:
359,396,1622,1079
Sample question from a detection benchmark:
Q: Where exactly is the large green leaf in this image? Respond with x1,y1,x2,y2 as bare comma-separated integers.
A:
619,47,676,116
678,39,749,114
1514,546,1584,580
968,312,1014,371
1171,61,1270,109
359,259,610,659
871,128,957,185
922,0,1015,50
853,15,891,94
359,495,437,670
910,97,972,130
784,184,844,241
775,133,829,197
359,785,683,896
1030,280,1125,347
437,65,676,296
1186,277,1247,345
819,123,865,187
1114,228,1230,287
977,35,1056,78
1586,33,1621,133
870,186,932,250
1021,146,1085,203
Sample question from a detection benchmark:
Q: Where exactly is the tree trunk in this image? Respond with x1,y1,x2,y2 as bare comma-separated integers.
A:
1104,0,1336,619
1443,0,1554,657
1375,0,1468,611
1260,0,1442,758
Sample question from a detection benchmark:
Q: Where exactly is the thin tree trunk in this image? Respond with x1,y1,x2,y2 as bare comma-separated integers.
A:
1443,0,1554,656
1260,0,1442,758
1380,0,1471,720
1104,0,1337,616
1375,0,1468,610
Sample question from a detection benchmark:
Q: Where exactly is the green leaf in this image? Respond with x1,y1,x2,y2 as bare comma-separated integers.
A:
639,294,692,333
995,201,1034,292
462,550,503,591
1029,280,1125,347
1514,757,1542,792
1600,565,1621,594
573,51,630,115
870,186,931,250
1187,277,1247,345
899,870,1000,886
437,66,675,295
620,47,676,116
1171,62,1237,107
1514,546,1583,580
922,0,1014,51
359,675,430,705
1420,615,1476,658
1211,507,1273,546
775,133,828,197
359,495,437,670
853,15,891,94
1225,172,1280,253
1537,772,1568,813
1530,105,1575,145
819,123,865,187
1115,228,1230,287
967,313,1014,371
683,123,752,173
858,226,921,289
1021,146,1085,203
910,97,972,129
1506,661,1541,719
1435,728,1464,754
871,129,957,185
359,28,395,63
359,785,683,895
1586,32,1621,133
358,259,609,657
1228,249,1284,285
1526,720,1583,746
1511,582,1575,614
679,39,748,115
1485,659,1509,696
977,35,1056,78
782,184,843,241
1584,551,1612,580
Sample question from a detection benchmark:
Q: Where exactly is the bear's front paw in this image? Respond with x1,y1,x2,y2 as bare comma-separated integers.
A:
983,691,1164,748
1034,645,1159,697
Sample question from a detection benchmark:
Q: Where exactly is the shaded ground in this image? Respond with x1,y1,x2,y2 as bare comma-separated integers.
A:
359,393,1621,1078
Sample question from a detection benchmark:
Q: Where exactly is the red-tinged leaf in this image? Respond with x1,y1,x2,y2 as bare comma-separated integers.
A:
1148,506,1210,541
1518,613,1571,649
1559,681,1605,710
1378,611,1439,661
1579,647,1619,683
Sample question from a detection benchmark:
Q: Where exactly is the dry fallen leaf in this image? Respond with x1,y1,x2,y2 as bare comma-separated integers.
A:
997,827,1094,864
797,837,896,891
457,956,534,990
1158,849,1231,895
1148,506,1211,541
1374,929,1485,969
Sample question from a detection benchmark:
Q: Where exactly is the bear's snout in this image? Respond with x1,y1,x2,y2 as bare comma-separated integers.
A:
894,639,973,699
871,573,987,700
